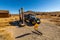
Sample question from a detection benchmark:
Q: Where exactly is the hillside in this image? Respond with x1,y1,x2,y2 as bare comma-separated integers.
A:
0,11,60,40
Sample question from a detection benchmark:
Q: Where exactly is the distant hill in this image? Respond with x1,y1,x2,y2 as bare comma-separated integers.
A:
10,11,60,17
25,11,60,14
24,11,60,17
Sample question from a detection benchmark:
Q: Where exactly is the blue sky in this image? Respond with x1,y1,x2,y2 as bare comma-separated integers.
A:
0,0,60,14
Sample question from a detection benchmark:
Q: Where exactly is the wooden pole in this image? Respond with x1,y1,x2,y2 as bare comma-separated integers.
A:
19,8,25,27
21,8,24,24
19,9,20,20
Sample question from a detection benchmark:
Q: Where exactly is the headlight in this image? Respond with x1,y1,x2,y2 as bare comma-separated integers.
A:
37,21,40,22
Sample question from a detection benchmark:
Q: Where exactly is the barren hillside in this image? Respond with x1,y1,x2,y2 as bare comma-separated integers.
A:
0,12,60,40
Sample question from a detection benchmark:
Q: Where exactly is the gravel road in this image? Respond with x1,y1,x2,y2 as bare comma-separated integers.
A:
0,18,60,40
12,19,60,40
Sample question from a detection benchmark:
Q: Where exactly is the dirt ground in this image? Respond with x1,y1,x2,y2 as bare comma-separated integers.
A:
0,16,60,40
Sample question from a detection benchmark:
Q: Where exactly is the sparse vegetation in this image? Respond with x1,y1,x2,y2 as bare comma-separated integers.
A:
0,30,15,40
50,17,60,26
0,11,60,40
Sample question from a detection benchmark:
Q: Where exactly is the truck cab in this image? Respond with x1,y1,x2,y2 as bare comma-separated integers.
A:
24,14,40,25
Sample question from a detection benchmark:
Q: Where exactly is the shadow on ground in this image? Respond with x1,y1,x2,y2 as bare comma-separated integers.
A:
16,33,31,38
9,20,20,26
9,20,34,27
16,30,42,39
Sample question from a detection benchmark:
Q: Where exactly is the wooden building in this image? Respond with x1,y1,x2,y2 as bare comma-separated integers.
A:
0,10,10,18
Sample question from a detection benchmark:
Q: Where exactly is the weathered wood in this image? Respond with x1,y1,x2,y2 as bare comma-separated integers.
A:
0,10,10,18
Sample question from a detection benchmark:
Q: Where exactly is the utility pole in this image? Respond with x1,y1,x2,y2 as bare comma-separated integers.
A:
21,8,24,24
19,8,25,27
19,9,21,21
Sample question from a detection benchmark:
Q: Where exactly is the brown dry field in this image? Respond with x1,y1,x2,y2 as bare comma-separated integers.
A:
0,15,60,40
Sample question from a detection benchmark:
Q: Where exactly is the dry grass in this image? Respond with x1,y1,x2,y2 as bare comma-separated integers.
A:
0,14,60,40
0,29,15,40
50,17,60,26
0,16,18,40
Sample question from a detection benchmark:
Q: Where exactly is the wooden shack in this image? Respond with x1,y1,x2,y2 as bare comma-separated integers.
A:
0,10,10,18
